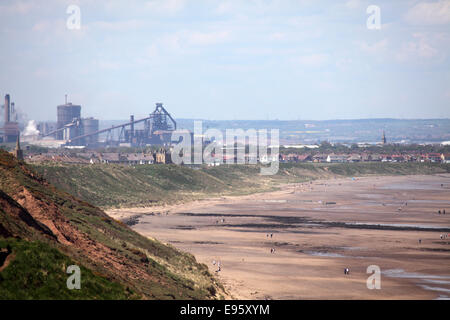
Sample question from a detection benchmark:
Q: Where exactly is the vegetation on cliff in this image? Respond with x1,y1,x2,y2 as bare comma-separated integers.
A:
32,161,450,208
0,150,224,300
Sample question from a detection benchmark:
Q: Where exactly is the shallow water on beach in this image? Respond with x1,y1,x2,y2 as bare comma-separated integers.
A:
383,269,450,298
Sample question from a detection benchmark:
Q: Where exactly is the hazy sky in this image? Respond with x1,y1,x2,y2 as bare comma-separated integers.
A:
1,0,450,121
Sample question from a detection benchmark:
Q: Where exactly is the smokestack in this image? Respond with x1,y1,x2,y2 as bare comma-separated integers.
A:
4,94,10,123
130,115,134,139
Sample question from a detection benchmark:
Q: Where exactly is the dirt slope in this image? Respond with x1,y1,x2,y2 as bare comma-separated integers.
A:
0,149,225,299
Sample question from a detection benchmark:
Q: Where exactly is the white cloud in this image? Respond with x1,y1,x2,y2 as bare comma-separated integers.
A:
31,18,88,43
215,1,234,15
144,0,186,14
0,1,35,15
187,31,231,46
96,60,121,71
336,58,353,71
345,0,362,10
293,53,329,68
359,39,389,55
89,20,146,32
396,33,440,62
149,29,231,55
405,0,450,25
268,32,287,41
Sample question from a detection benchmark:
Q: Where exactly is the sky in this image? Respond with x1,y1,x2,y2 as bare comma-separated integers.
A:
0,0,450,121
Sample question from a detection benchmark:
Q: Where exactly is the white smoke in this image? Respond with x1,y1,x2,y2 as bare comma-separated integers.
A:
23,120,40,136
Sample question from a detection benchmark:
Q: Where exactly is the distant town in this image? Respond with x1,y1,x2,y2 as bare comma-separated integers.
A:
8,141,450,166
1,92,450,167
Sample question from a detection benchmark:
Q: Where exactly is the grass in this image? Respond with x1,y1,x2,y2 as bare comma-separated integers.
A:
0,149,225,300
0,238,132,300
31,161,450,208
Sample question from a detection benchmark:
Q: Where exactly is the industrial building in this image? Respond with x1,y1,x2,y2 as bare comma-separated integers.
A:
62,102,177,147
40,98,100,147
1,93,178,148
56,102,81,140
38,98,177,148
1,94,20,143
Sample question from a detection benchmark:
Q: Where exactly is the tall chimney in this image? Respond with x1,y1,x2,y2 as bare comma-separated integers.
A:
4,94,10,123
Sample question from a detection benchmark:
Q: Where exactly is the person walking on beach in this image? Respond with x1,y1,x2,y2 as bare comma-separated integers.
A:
216,261,221,273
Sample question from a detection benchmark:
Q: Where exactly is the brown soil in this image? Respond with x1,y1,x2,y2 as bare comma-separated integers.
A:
11,186,157,283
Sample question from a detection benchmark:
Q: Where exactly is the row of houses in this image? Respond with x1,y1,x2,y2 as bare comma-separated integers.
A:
25,149,450,165
280,153,450,163
26,149,171,165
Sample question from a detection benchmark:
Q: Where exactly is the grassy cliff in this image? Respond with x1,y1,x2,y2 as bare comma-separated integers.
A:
31,161,450,208
0,238,131,300
0,150,225,300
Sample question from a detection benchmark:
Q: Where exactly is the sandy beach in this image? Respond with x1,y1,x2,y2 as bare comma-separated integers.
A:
106,174,450,300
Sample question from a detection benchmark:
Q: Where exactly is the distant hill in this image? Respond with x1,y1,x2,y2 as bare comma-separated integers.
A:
175,118,450,145
0,150,224,299
98,118,450,145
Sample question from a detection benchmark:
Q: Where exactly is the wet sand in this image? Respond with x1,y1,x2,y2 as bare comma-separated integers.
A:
107,174,450,299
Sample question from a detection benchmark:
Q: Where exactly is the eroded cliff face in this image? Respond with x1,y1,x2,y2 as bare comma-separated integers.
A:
0,150,225,299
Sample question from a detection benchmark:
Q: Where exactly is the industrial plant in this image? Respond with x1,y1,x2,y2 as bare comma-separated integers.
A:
1,94,20,143
1,93,178,148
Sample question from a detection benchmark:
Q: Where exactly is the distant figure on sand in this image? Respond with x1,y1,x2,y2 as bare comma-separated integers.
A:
419,239,422,244
344,268,350,275
270,233,273,238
